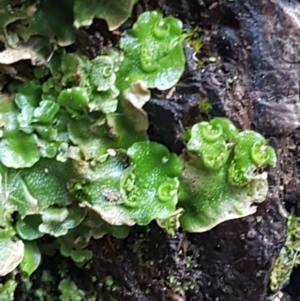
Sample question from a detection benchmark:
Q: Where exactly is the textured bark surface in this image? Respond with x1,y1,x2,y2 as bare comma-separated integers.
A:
16,0,300,300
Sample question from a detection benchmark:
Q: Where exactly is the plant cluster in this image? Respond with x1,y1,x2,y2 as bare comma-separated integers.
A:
0,9,187,280
0,0,138,55
0,5,276,299
179,118,276,232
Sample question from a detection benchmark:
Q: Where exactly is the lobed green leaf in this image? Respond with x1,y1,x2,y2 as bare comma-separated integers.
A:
118,11,185,91
179,118,277,232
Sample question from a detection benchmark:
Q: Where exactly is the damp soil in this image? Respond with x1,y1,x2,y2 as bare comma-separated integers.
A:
14,0,300,300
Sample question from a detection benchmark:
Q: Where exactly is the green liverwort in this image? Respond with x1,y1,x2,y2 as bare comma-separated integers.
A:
179,118,276,232
118,11,186,91
70,141,182,227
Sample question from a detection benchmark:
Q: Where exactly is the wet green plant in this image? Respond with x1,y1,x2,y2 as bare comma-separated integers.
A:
270,212,300,292
0,8,277,301
0,0,139,67
58,278,86,301
0,0,137,47
0,10,186,281
70,142,182,226
178,118,276,232
118,11,186,91
0,277,16,301
185,26,203,53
